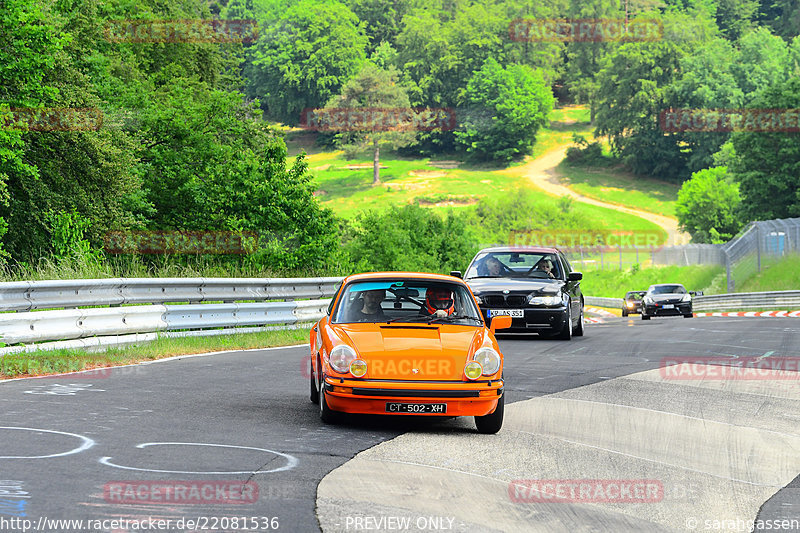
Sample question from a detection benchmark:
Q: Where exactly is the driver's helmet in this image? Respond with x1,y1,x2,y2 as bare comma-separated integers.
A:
425,287,455,315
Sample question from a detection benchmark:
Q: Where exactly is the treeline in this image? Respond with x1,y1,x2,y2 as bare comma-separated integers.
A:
1,0,799,276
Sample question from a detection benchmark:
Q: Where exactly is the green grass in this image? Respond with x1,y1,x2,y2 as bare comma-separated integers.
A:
737,254,800,293
0,328,308,379
579,265,724,298
558,161,680,217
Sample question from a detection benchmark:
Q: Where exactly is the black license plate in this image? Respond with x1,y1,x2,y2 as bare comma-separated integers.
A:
385,402,447,414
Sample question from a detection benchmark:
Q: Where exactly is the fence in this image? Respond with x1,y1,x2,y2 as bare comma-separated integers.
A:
0,277,342,356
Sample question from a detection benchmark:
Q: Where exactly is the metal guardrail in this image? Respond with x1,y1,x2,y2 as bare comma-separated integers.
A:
2,276,798,356
0,277,342,355
586,292,800,312
692,290,800,311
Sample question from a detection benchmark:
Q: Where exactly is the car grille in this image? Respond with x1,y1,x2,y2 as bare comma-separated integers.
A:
483,294,527,308
507,295,527,307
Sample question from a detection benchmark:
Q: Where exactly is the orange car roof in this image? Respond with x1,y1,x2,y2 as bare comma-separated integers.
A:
342,271,466,284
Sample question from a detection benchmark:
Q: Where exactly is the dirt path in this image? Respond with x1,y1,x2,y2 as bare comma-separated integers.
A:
498,146,691,246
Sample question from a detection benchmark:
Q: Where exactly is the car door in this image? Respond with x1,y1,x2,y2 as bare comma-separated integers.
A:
559,252,582,321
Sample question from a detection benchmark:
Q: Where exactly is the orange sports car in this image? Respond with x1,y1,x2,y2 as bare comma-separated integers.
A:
309,272,511,434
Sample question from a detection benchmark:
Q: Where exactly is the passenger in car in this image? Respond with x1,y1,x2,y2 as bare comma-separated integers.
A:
348,289,387,321
479,257,509,277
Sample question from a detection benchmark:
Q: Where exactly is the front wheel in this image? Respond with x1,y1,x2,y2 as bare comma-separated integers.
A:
573,304,585,336
683,313,694,318
319,375,338,424
310,357,319,404
556,304,572,340
475,394,504,434
641,313,651,320
622,309,628,317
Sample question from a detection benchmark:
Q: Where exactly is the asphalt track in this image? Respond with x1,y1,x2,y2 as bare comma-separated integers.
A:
1,315,799,533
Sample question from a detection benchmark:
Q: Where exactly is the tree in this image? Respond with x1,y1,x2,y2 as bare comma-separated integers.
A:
730,77,800,220
564,0,619,123
676,167,743,243
344,0,420,52
733,27,791,100
323,63,416,185
714,0,758,40
246,0,368,124
455,58,554,162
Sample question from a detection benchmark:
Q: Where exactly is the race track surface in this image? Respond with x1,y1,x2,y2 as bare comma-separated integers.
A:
1,315,798,532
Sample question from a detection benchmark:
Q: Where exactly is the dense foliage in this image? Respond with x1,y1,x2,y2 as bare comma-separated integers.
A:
2,0,798,274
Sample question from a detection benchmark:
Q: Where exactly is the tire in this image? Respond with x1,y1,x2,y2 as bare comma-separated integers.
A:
622,309,628,317
641,313,651,320
573,303,585,336
556,304,572,340
683,313,694,318
310,357,319,404
319,374,338,424
475,394,504,434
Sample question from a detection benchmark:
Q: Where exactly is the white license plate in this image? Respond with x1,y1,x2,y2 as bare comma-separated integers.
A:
490,309,524,318
662,304,674,309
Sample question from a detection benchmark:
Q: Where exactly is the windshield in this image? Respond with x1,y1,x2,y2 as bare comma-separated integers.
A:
466,251,562,280
331,279,483,326
650,285,687,295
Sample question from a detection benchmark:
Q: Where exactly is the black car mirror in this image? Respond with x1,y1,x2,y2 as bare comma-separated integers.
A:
568,272,583,281
450,270,462,278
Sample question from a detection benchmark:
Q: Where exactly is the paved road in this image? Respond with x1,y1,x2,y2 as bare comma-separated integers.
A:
1,316,798,532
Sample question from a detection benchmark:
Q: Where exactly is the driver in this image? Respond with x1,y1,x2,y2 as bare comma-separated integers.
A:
534,258,556,279
480,256,508,277
349,289,386,322
424,287,455,318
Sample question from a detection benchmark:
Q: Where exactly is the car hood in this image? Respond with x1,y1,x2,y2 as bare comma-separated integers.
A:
649,294,687,303
331,323,483,380
466,277,564,294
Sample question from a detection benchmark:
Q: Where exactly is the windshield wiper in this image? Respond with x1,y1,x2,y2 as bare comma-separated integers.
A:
426,314,484,325
384,314,431,324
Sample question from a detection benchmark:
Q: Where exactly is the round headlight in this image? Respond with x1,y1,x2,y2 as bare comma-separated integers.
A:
329,345,358,374
473,347,501,375
350,359,367,377
464,361,483,380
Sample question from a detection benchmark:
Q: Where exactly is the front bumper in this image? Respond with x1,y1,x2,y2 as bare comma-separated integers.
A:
482,305,568,333
644,303,692,316
323,377,503,416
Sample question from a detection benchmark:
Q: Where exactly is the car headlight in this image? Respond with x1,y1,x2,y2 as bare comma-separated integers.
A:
329,345,358,374
626,302,634,308
682,293,692,302
350,359,367,377
474,295,483,305
464,361,483,380
527,293,562,306
473,347,501,375
644,296,653,304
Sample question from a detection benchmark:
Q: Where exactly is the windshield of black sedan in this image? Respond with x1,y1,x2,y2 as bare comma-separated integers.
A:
332,280,483,325
466,252,562,279
650,285,687,295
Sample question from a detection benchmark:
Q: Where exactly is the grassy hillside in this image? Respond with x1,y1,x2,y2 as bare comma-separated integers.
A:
580,265,724,298
737,255,800,293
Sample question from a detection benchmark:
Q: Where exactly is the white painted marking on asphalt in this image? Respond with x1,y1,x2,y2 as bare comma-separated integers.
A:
0,427,95,459
99,442,298,474
24,383,104,395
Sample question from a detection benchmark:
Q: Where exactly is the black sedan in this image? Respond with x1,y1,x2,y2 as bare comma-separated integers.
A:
641,284,699,320
622,290,646,316
463,247,584,340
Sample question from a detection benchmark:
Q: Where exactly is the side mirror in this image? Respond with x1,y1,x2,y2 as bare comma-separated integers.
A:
490,314,512,332
450,270,462,279
568,272,583,281
692,291,703,296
